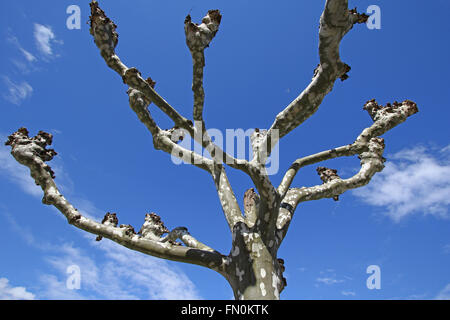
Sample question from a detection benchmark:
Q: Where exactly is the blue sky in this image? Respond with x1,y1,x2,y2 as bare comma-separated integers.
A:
0,0,449,300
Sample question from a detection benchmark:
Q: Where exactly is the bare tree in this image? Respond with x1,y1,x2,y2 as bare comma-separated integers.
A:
5,0,418,300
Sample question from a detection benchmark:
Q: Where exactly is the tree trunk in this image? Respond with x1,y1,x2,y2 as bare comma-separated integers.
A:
222,222,286,300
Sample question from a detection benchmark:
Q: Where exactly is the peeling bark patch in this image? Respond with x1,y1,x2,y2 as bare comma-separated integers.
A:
251,243,263,258
272,272,281,299
260,283,267,296
236,267,245,281
232,245,240,257
260,268,266,278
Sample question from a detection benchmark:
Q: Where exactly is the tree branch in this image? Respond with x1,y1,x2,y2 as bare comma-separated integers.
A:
184,10,222,122
183,11,250,172
129,86,246,232
89,1,253,237
278,143,361,197
275,99,418,242
127,88,214,172
243,188,259,227
292,136,386,203
89,1,191,129
90,1,247,174
263,1,368,154
277,99,419,197
276,137,385,244
4,128,226,272
247,164,279,227
162,227,216,252
212,165,246,231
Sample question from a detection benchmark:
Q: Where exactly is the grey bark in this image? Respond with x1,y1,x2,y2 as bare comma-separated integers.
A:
5,0,418,300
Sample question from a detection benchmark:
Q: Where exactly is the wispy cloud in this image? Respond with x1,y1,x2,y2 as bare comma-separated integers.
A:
3,211,41,248
315,269,347,286
435,283,450,300
444,244,450,254
37,274,85,300
11,59,33,74
0,278,35,300
1,151,201,299
341,290,356,296
316,277,345,285
5,211,202,300
2,24,61,105
1,76,33,106
7,35,36,63
34,24,60,57
95,240,201,300
389,293,429,300
37,240,202,300
353,145,450,222
20,49,36,63
2,133,202,300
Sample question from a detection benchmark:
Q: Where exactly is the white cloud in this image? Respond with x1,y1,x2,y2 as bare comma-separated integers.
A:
21,49,36,62
38,240,202,300
100,241,201,300
353,145,450,222
316,277,344,285
341,290,356,296
7,35,36,63
0,142,41,197
38,274,84,300
444,244,450,254
316,269,349,287
436,283,450,300
34,24,59,56
2,143,201,300
4,205,201,300
3,212,40,248
1,76,33,105
11,59,32,74
0,278,35,300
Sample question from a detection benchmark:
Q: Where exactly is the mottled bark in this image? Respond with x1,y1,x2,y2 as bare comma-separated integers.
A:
263,1,369,157
224,222,286,300
4,128,225,272
184,9,221,122
5,0,418,300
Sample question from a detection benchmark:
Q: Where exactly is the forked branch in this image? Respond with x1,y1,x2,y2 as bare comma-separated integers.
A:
89,1,248,231
276,99,418,242
184,10,222,122
5,0,419,300
263,1,369,156
4,129,225,272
